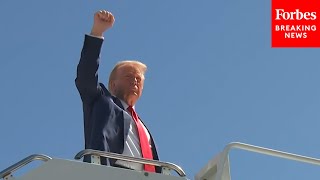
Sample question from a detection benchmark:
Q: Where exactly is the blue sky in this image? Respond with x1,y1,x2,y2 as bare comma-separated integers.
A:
1,0,320,179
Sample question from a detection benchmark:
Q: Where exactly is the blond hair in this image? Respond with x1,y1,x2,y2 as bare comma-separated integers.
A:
108,60,147,94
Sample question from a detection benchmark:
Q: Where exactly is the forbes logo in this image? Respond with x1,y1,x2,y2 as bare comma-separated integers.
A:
275,9,317,20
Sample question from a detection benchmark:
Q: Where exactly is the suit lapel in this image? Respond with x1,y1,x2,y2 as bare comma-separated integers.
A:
112,96,131,140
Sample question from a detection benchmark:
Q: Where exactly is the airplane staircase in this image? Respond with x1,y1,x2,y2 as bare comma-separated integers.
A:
2,142,320,180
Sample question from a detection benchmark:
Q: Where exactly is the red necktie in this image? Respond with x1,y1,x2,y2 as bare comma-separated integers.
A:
127,106,156,172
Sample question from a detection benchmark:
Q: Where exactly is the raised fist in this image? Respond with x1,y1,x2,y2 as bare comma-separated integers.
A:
90,10,115,37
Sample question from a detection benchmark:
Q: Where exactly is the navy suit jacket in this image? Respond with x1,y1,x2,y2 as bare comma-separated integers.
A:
75,35,161,173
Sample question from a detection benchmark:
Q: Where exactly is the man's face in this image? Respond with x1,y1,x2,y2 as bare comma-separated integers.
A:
112,65,144,105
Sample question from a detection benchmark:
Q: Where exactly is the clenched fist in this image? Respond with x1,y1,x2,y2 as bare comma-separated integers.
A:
90,10,115,37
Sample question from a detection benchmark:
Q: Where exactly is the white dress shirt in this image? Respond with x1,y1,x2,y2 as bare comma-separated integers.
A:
115,100,151,171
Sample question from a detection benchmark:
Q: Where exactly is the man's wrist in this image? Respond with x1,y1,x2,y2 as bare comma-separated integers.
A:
87,33,104,39
90,29,104,37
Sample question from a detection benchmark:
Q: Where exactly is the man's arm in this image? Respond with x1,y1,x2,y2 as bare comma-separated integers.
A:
75,10,115,104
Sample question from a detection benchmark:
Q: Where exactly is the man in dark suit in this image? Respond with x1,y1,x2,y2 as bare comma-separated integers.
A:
75,10,161,173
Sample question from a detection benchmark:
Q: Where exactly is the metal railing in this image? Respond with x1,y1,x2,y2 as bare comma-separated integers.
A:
225,142,320,166
0,154,52,179
75,149,186,177
215,142,320,180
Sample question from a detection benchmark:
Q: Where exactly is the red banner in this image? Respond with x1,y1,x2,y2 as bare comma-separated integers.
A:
271,0,320,48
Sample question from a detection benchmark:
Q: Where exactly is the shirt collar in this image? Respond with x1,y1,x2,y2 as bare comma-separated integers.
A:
120,99,135,110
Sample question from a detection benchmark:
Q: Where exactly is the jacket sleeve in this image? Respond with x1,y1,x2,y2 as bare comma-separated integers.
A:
75,35,104,105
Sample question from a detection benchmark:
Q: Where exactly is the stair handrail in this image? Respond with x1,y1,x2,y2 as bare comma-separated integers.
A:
0,154,52,179
75,149,186,177
215,142,320,180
